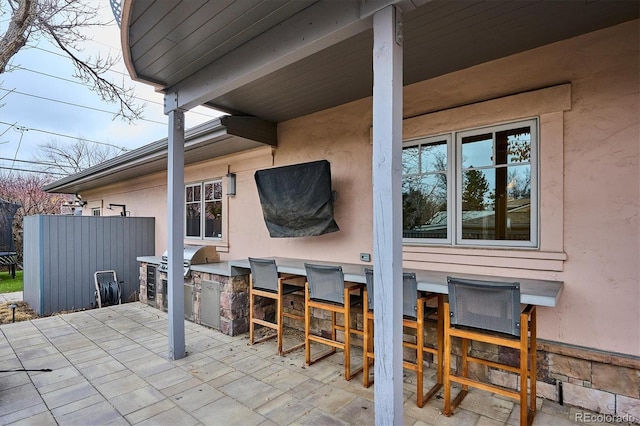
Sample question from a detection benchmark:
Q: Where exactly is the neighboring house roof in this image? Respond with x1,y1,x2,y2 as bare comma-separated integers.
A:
121,0,638,123
44,116,276,194
415,198,532,230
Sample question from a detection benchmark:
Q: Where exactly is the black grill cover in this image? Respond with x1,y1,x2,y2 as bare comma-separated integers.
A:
255,160,339,238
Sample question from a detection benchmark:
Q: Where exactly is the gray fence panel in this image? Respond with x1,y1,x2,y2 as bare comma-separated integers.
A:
23,216,41,314
23,215,155,315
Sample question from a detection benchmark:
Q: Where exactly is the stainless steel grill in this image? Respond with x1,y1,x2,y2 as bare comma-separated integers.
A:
158,245,219,277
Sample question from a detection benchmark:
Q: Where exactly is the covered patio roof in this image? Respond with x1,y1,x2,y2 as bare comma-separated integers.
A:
117,1,638,423
122,0,638,122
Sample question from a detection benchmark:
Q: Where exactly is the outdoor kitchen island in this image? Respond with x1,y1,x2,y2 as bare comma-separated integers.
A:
137,249,253,336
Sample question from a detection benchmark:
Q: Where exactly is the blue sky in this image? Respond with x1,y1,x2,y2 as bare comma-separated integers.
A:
0,1,223,176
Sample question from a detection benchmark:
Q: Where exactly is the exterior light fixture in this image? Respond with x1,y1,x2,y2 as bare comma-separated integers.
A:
108,204,127,216
226,172,237,196
62,195,87,210
9,303,16,323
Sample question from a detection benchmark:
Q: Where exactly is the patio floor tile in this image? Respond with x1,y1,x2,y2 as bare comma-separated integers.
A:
134,406,201,426
332,395,375,424
171,382,224,412
185,358,234,382
0,383,45,418
40,380,98,409
0,401,50,425
191,396,266,426
0,302,587,426
219,375,284,410
300,383,356,414
76,358,127,380
94,372,148,398
50,393,106,417
6,335,50,349
144,365,195,390
255,393,313,425
54,400,125,426
0,370,30,391
125,353,175,377
108,385,166,416
289,407,347,425
124,398,178,424
31,372,86,395
262,367,310,391
457,388,515,423
21,352,72,371
154,374,198,395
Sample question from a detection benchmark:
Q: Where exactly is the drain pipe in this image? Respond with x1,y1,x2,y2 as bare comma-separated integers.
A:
557,380,564,405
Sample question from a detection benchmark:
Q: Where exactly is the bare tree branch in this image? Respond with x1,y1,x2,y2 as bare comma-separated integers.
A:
0,0,36,73
33,138,121,176
0,172,65,263
0,0,145,122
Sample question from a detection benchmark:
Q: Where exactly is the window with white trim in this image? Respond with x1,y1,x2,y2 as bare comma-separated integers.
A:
402,118,538,247
185,180,223,239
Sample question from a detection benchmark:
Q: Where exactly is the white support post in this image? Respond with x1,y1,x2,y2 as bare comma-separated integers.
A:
167,108,186,360
372,5,403,425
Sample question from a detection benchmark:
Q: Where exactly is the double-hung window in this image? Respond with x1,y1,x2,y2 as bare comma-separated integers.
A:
402,118,538,247
185,180,223,239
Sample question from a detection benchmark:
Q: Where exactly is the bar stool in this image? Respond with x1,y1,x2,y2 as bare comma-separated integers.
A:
363,268,443,407
304,263,364,381
443,277,537,426
248,257,305,355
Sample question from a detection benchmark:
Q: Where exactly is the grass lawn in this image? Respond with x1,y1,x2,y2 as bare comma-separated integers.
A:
0,270,23,293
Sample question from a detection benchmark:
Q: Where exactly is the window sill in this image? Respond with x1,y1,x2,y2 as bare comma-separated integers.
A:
184,239,229,253
403,244,566,273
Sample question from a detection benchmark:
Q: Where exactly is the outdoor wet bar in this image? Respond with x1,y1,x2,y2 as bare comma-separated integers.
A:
228,257,564,307
137,247,252,336
138,252,563,334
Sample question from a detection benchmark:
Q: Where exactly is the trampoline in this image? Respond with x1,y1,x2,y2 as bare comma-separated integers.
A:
0,199,20,279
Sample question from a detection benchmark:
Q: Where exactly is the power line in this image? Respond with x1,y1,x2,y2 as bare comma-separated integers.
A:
0,166,67,176
6,65,219,119
0,121,16,139
9,64,109,89
10,46,224,120
0,88,166,125
0,120,128,151
31,45,131,78
0,157,58,167
8,126,26,178
9,64,159,103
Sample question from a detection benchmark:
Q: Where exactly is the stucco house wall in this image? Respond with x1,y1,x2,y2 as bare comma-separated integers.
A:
79,20,639,413
82,20,640,412
83,21,638,358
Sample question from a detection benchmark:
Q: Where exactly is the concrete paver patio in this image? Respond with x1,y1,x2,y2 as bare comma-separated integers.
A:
1,302,586,425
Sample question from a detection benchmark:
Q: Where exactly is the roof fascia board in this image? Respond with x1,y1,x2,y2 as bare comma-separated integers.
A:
44,116,277,193
121,0,166,89
165,1,372,113
44,117,226,192
43,128,230,193
120,0,137,82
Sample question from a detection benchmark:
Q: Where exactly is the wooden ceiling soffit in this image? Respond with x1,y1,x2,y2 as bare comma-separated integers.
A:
165,1,371,113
